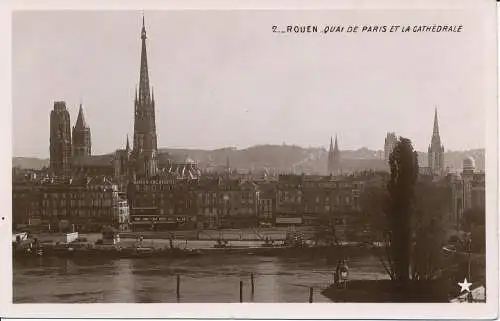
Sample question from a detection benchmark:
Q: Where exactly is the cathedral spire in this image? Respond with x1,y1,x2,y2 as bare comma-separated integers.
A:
428,107,445,175
126,134,130,151
433,107,440,135
132,13,159,177
138,13,150,102
334,134,339,152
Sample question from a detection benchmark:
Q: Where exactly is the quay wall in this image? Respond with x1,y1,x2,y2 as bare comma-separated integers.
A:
119,227,319,241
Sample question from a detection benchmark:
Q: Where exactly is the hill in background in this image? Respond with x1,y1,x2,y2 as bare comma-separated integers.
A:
13,145,485,174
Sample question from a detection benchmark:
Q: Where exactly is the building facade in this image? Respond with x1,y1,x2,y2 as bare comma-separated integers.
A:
12,176,129,232
275,173,366,227
449,157,485,229
256,181,278,224
127,176,260,231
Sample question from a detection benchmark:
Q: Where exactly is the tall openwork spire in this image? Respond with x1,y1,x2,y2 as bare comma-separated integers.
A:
132,13,158,177
139,13,151,102
333,134,339,153
433,107,440,136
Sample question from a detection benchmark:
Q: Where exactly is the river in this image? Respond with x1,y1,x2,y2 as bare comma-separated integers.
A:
13,252,388,303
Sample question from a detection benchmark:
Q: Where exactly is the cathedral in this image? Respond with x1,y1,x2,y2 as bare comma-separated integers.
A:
49,16,199,181
428,108,445,175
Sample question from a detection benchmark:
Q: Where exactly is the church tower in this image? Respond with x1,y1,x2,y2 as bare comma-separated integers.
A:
428,108,445,175
114,135,132,179
49,101,72,177
327,135,341,175
72,103,91,158
132,15,159,177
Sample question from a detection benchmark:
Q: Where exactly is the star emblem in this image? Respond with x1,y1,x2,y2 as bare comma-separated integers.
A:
458,278,472,293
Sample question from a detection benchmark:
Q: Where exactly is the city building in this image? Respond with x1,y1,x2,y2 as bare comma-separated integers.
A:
275,173,366,227
127,176,197,232
12,176,129,232
384,132,397,162
449,157,485,229
127,175,260,231
194,177,259,229
428,108,445,175
256,181,278,224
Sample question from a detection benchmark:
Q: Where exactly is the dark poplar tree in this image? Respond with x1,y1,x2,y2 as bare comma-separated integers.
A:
387,137,419,283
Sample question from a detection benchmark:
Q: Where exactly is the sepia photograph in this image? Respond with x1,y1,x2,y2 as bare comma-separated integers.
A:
2,0,498,319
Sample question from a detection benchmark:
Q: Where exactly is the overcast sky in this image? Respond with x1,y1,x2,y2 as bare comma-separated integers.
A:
12,9,487,158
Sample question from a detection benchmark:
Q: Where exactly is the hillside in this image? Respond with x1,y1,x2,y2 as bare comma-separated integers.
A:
13,145,485,174
12,157,49,170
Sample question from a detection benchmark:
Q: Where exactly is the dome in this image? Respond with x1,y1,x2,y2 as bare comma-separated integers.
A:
463,156,476,172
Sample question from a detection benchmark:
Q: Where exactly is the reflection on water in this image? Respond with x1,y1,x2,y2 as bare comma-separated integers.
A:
13,254,387,303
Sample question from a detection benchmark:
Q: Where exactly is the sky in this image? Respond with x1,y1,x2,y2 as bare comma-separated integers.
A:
12,9,488,158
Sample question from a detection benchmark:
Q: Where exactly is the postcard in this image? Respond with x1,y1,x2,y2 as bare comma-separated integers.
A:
1,0,498,319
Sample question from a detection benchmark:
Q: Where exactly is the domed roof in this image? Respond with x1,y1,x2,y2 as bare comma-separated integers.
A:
463,156,476,170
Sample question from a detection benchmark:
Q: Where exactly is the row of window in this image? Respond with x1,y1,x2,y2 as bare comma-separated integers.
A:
278,195,356,205
37,199,115,207
34,210,113,217
39,192,115,199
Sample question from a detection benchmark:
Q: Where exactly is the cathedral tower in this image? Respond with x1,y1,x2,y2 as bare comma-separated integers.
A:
132,15,158,177
49,101,72,177
72,103,92,158
428,108,445,175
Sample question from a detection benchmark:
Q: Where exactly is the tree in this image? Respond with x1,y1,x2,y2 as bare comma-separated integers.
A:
462,208,485,230
359,183,395,278
359,183,389,240
387,137,419,283
411,181,450,280
462,208,485,253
